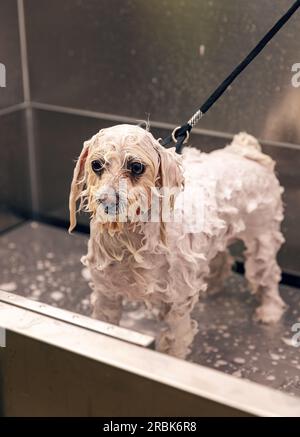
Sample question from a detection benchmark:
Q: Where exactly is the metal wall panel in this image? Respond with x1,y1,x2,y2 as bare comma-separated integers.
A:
0,0,23,108
24,0,300,145
0,110,30,231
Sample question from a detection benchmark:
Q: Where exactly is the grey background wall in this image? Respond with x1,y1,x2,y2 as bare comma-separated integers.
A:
0,0,300,274
0,0,30,231
0,0,23,109
25,0,300,140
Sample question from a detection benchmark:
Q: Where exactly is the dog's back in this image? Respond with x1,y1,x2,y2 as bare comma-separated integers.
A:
177,132,285,327
181,132,283,232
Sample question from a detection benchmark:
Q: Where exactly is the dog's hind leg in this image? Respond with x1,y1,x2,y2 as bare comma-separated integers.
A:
242,225,286,323
206,251,234,295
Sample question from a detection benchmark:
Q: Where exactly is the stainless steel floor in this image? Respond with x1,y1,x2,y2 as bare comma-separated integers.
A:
1,221,300,397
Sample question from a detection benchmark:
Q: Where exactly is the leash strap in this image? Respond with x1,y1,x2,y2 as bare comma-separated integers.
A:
161,0,300,153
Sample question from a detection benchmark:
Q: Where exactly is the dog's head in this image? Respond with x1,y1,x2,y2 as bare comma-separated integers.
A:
69,124,183,237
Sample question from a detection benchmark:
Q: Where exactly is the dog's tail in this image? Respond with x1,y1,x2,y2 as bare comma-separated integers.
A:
225,132,275,171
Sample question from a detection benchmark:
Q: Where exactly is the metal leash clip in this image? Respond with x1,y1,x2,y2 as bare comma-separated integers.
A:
171,126,190,145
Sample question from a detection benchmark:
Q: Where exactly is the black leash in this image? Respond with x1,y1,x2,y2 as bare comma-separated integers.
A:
161,0,300,154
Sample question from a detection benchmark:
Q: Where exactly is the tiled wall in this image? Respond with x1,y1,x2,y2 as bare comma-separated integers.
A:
0,0,300,274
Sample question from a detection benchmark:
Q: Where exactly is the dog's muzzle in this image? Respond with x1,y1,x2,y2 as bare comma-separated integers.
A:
97,191,120,215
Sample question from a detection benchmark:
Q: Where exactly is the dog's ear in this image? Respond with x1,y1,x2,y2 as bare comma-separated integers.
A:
156,144,183,191
155,144,183,244
69,140,90,233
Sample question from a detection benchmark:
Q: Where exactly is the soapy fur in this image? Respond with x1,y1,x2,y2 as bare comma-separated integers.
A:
69,125,286,358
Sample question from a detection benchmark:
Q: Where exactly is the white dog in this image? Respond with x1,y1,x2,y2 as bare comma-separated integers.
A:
69,124,286,358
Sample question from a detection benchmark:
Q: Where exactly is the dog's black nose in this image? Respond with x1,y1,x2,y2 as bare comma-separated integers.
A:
98,192,119,204
98,192,120,214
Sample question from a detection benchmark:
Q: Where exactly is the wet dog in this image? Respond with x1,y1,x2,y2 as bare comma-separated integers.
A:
69,124,285,358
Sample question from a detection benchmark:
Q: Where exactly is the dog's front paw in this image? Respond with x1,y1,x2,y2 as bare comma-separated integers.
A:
156,320,198,359
254,298,286,324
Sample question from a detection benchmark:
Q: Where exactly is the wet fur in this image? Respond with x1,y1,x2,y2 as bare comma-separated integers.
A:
69,125,286,358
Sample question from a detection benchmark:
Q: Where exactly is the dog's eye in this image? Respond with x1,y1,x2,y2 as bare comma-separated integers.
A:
91,160,104,174
129,161,145,176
